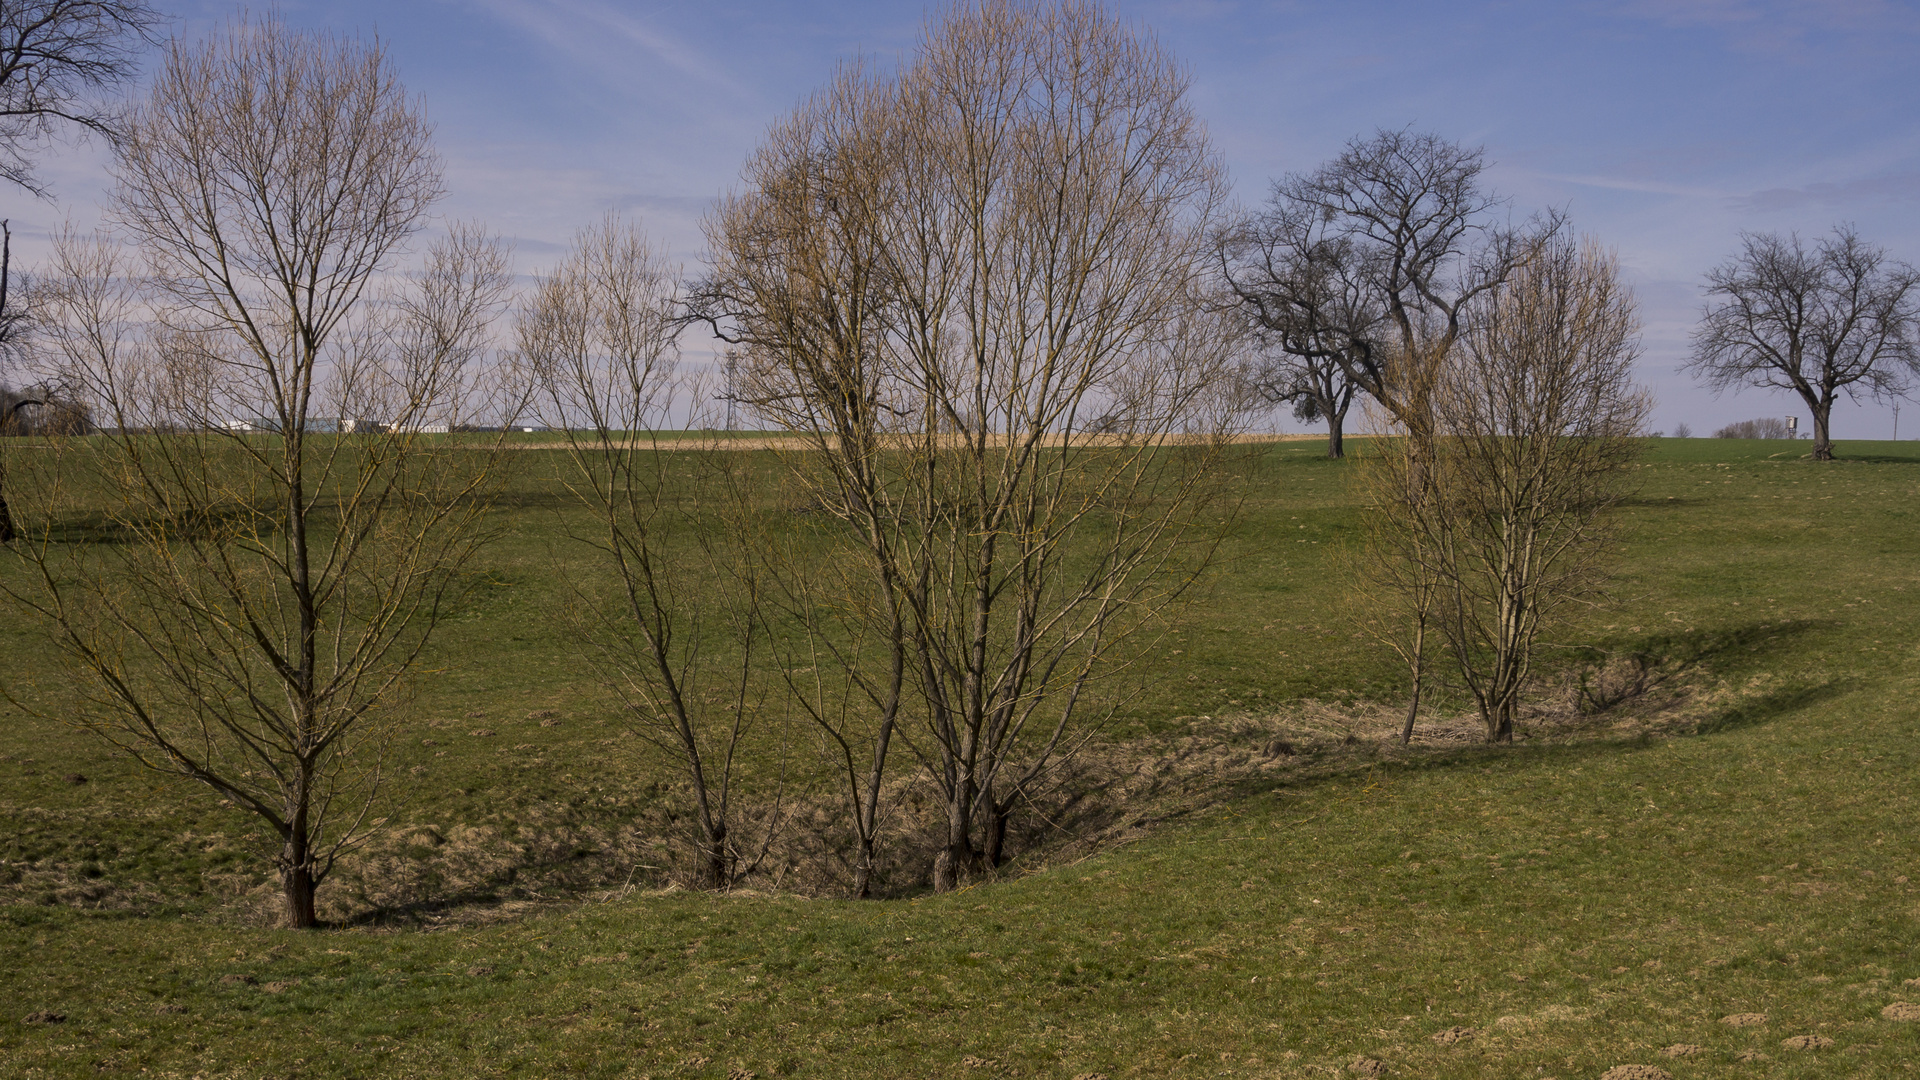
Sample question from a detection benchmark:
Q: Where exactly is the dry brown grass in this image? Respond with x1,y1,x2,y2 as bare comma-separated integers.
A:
0,639,1750,929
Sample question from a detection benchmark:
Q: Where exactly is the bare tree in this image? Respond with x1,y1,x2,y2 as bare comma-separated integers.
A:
0,212,68,545
1347,401,1443,745
698,0,1246,891
1373,237,1648,743
517,213,790,890
0,1,160,530
1687,225,1920,461
0,0,162,196
0,220,30,542
1712,417,1793,440
690,60,913,898
1221,129,1560,439
0,20,509,928
1248,340,1359,458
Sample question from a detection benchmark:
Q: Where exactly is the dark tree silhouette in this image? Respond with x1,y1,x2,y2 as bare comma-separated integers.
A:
1687,226,1920,461
0,0,162,195
1221,129,1559,446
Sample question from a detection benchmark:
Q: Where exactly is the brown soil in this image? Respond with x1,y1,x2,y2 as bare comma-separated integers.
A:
1429,1026,1476,1045
1880,1002,1920,1021
1657,1044,1703,1057
1780,1034,1833,1050
1598,1067,1670,1080
1720,1012,1767,1027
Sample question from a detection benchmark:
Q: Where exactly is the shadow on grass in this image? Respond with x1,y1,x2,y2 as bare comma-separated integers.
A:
331,889,540,929
1563,616,1832,689
1688,678,1851,736
1216,669,1845,808
1833,450,1920,464
1208,618,1844,807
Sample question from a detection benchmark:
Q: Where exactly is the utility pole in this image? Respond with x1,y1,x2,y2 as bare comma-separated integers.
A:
723,355,738,431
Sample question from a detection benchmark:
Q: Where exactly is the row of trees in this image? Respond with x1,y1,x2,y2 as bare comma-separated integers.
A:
0,5,1252,922
1222,135,1919,463
1,1,1653,924
552,0,1248,895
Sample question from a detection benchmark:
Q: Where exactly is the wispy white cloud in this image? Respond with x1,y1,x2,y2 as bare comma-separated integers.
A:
1529,172,1730,199
461,0,753,103
1730,173,1920,213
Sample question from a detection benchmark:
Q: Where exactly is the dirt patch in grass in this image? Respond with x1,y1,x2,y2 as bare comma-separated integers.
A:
303,650,1833,920
1598,1067,1670,1080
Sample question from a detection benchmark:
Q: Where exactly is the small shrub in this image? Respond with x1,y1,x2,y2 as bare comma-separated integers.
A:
1713,417,1792,439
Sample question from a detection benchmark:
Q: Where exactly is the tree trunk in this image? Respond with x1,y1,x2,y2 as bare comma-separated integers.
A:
852,843,876,900
280,835,319,929
0,481,14,543
1484,699,1514,743
981,796,1009,869
700,823,729,890
1400,639,1424,746
1326,410,1346,460
932,849,958,893
933,798,974,892
1812,402,1834,461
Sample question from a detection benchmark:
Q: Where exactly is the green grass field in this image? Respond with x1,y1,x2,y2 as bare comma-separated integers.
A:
3,436,1919,1078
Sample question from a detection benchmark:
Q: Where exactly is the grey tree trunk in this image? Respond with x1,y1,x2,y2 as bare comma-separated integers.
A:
280,831,320,929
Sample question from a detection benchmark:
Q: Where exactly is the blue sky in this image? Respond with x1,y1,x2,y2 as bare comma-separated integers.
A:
10,0,1920,438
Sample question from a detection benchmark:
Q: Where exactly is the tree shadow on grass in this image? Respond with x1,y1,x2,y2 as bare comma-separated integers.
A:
1182,618,1846,810
1687,677,1852,737
1829,443,1920,464
1208,666,1849,810
1635,616,1830,668
1550,617,1833,710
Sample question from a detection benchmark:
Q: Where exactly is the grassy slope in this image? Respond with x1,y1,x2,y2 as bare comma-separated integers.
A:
3,437,1919,1078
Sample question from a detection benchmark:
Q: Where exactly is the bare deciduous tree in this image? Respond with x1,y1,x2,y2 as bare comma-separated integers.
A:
0,0,162,195
517,213,790,890
1245,321,1360,458
1687,225,1920,461
1221,129,1560,442
698,0,1246,892
1712,417,1793,440
0,20,509,928
1363,238,1648,743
